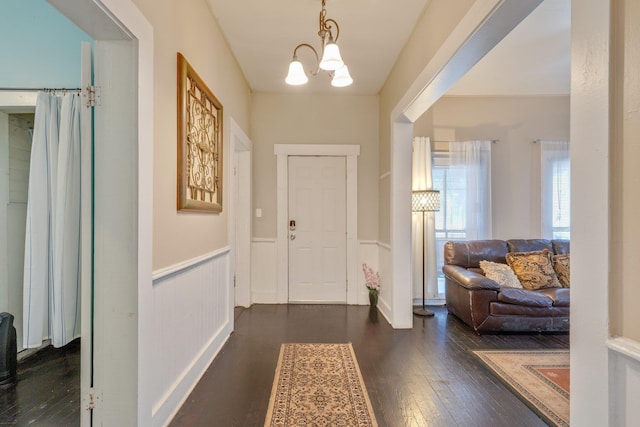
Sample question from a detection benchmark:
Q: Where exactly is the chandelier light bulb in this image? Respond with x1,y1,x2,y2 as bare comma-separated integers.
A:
331,65,353,87
285,60,309,85
319,41,344,71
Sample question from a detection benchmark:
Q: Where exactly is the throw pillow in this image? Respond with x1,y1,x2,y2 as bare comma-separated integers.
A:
553,253,570,287
505,249,562,290
479,260,523,289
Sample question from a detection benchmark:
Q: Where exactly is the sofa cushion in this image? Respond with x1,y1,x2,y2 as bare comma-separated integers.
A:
553,253,570,287
498,288,553,307
444,240,509,268
490,302,570,317
479,260,522,288
552,240,570,255
538,288,570,306
507,239,553,253
506,249,562,290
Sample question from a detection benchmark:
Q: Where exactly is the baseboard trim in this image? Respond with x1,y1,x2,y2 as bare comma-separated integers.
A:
154,321,233,426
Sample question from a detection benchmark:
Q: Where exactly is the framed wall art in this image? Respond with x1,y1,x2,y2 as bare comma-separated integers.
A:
177,52,223,212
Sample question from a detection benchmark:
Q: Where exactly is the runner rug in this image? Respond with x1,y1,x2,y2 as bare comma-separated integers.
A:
473,350,569,427
264,343,378,427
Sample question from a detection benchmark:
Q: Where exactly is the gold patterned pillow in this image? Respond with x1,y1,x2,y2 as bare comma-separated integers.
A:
553,253,570,287
479,260,523,288
505,249,562,290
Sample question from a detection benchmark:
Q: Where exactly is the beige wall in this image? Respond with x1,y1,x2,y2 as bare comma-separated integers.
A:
132,0,252,269
377,0,475,243
610,0,640,342
415,95,570,239
250,93,379,240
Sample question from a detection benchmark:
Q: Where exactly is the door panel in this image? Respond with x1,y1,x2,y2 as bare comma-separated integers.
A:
288,156,346,303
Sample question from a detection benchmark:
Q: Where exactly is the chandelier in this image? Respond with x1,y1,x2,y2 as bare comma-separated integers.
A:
285,0,353,88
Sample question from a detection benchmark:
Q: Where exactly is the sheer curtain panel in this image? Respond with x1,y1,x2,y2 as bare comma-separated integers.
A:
449,140,492,240
540,140,570,239
412,137,438,302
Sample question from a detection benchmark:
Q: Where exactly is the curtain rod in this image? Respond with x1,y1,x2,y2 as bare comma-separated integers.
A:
431,139,499,143
0,87,81,92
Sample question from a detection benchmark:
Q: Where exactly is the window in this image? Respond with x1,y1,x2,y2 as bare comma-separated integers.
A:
541,141,570,240
432,153,467,294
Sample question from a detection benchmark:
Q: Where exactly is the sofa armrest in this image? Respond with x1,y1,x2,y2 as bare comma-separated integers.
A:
442,265,500,291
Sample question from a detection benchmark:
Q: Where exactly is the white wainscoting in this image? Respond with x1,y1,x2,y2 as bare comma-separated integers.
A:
151,247,232,427
251,239,386,306
251,238,278,303
377,242,392,324
359,240,379,305
608,337,640,426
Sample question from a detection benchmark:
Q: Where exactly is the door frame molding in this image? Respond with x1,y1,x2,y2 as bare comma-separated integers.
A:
274,144,360,304
229,117,252,307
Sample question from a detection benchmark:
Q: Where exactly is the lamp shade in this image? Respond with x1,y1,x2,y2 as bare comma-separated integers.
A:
331,65,353,87
412,190,440,212
319,41,344,71
285,60,309,85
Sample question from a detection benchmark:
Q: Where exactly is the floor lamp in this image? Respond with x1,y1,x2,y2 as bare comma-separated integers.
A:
412,189,441,317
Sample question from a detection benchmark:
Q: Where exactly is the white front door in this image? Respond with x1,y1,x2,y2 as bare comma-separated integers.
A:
288,156,346,303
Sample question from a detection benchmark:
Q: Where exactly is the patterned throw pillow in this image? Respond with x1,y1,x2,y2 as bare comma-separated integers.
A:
553,253,570,287
479,260,523,289
505,249,562,290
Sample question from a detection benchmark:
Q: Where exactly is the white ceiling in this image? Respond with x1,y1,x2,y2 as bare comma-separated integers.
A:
206,0,430,95
206,0,570,96
448,0,570,96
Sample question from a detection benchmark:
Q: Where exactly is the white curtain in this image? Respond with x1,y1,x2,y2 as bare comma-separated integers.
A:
540,140,570,239
23,92,82,349
412,137,438,302
450,140,492,240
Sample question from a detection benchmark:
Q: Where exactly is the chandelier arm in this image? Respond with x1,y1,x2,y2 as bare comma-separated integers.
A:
293,43,321,75
322,18,340,42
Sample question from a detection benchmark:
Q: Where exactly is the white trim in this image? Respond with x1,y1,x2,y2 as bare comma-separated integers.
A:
252,237,277,243
229,117,252,308
152,324,231,422
379,171,390,180
377,241,391,251
274,144,360,156
0,92,37,109
274,144,360,304
359,240,378,245
608,337,640,364
151,247,230,281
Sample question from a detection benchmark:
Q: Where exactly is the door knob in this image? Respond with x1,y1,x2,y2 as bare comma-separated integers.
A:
290,234,296,240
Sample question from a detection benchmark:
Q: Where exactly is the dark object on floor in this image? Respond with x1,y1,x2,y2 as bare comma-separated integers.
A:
0,312,17,387
443,239,570,333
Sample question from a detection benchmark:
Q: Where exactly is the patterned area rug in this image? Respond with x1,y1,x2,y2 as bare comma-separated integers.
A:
264,343,378,427
474,350,569,427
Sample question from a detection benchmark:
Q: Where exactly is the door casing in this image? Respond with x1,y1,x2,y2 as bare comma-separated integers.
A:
274,144,360,305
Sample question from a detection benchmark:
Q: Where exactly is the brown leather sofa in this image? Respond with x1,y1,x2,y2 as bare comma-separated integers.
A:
443,239,570,333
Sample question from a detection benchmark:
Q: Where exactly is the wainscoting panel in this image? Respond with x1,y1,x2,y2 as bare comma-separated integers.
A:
251,239,278,303
609,337,640,426
151,248,232,426
377,242,392,324
358,241,379,305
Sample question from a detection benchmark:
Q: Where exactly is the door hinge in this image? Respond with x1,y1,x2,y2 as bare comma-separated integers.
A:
233,275,236,288
84,387,101,412
84,85,100,108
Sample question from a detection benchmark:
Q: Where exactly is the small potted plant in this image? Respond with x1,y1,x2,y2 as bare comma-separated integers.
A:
362,263,380,308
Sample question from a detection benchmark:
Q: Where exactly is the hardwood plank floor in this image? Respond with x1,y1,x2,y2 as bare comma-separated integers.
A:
0,339,80,427
171,305,568,427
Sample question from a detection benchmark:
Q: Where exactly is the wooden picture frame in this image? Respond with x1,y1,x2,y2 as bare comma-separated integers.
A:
177,52,223,212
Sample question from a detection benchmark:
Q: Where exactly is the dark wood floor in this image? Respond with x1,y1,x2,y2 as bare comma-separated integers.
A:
171,305,568,427
0,339,80,427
